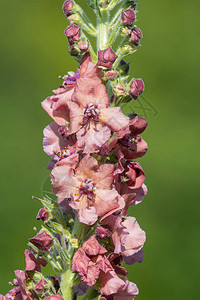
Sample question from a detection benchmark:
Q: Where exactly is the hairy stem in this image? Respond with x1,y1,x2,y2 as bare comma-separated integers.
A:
61,214,86,300
97,8,109,50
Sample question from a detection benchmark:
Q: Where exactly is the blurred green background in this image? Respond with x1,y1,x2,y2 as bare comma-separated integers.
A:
0,0,199,298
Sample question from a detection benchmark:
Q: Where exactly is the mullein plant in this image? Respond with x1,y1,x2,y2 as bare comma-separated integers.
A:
1,1,148,299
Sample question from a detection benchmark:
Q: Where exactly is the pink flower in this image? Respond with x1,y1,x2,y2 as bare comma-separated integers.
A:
43,121,78,169
72,236,108,286
24,249,47,272
123,250,144,265
41,53,103,129
101,278,139,299
114,154,145,189
99,269,125,296
72,236,125,294
113,151,147,214
120,184,148,216
7,270,33,300
69,77,129,153
102,114,148,160
103,215,146,259
51,155,125,225
41,70,78,126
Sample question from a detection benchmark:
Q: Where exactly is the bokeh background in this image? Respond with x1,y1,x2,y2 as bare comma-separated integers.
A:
0,0,199,298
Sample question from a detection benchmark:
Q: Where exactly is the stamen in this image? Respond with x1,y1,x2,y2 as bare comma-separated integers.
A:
79,179,96,200
82,103,100,125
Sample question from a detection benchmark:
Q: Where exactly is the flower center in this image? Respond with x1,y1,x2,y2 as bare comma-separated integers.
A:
119,134,138,148
79,179,96,199
56,148,72,159
83,103,100,125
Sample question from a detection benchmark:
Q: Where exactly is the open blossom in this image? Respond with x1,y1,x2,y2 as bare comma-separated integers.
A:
69,74,129,153
114,155,145,189
41,54,95,126
101,278,139,300
113,151,147,214
103,215,146,260
24,249,47,272
102,114,148,160
51,155,125,225
43,121,78,169
0,250,47,300
120,183,148,216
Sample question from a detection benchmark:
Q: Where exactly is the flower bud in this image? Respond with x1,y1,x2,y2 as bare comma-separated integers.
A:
69,43,81,57
121,27,132,36
122,9,136,26
97,47,118,69
99,0,109,7
105,70,118,81
122,44,134,55
78,41,89,52
36,207,49,222
131,27,143,46
126,1,137,10
114,84,126,97
29,231,53,252
62,0,74,17
67,13,82,25
64,24,81,44
129,79,144,99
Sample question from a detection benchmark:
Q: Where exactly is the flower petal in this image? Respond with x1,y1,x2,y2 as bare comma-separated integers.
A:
100,107,129,132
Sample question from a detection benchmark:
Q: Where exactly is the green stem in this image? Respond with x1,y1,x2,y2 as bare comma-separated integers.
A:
61,214,86,300
61,268,75,300
110,6,124,28
108,0,125,10
106,18,122,47
74,1,97,32
97,8,109,50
